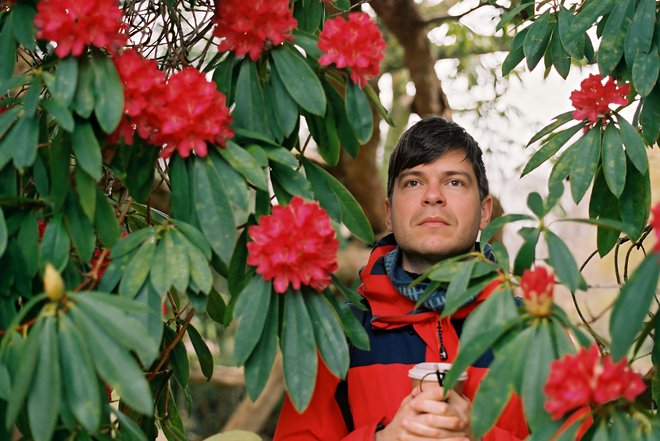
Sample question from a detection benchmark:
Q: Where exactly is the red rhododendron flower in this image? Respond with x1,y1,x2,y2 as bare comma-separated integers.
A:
544,345,646,420
651,202,660,252
318,12,386,87
110,49,166,145
152,68,234,159
213,0,296,61
520,266,554,317
34,0,127,58
247,197,339,294
570,74,630,127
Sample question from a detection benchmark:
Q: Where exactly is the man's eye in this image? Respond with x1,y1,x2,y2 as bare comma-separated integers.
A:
403,180,419,188
448,179,463,187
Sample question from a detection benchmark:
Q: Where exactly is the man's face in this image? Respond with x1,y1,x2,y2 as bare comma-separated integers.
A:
385,149,492,274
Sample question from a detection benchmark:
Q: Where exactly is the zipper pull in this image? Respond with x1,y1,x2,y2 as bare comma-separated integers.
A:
436,317,448,360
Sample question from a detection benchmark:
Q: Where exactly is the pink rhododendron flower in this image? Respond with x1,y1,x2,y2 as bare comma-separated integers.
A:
651,202,660,252
34,0,127,58
213,0,296,61
153,68,234,159
247,197,339,294
318,12,386,87
520,266,554,317
110,49,166,145
544,345,646,420
570,74,630,127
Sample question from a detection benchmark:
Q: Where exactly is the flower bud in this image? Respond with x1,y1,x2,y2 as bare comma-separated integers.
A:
44,263,66,302
520,266,554,317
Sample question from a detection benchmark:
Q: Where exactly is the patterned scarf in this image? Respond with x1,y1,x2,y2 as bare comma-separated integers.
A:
383,243,494,312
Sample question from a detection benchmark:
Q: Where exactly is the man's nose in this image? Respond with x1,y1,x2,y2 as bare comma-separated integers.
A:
422,183,445,206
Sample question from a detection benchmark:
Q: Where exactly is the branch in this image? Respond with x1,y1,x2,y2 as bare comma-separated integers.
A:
422,2,493,28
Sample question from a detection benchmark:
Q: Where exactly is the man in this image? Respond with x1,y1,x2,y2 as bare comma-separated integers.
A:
274,117,528,440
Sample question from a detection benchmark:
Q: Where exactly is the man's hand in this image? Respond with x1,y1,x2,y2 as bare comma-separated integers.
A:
375,383,478,440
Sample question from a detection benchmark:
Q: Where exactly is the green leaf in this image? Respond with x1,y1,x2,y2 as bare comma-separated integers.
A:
163,326,189,388
219,141,268,191
610,253,660,361
442,260,475,316
521,122,584,176
244,292,279,401
0,209,6,257
502,29,527,76
624,0,655,65
325,81,360,157
179,230,212,294
598,0,635,75
119,236,156,298
616,115,649,174
0,114,39,170
569,127,601,204
602,124,626,197
521,320,555,432
304,290,349,379
23,76,40,117
72,120,102,181
269,65,298,137
94,187,120,248
168,155,191,221
301,157,341,221
16,212,38,277
233,276,272,364
496,1,535,31
481,214,532,244
40,213,70,271
0,363,10,400
168,228,191,292
27,316,60,441
640,85,660,144
292,29,323,59
550,27,570,78
91,54,124,134
187,324,214,382
589,172,621,257
546,230,581,292
74,294,160,366
523,12,552,71
173,220,212,260
47,136,72,210
69,305,153,415
193,157,236,264
110,227,155,258
566,0,617,42
125,142,159,203
345,80,373,144
73,57,95,118
271,45,326,116
527,192,545,218
619,160,651,240
58,313,101,432
0,20,16,82
319,110,341,166
111,408,148,441
9,4,35,50
270,161,313,199
42,99,75,132
513,228,540,276
632,46,660,97
281,290,317,413
51,57,78,108
149,235,173,296
558,7,585,60
323,291,370,350
64,189,95,262
211,54,237,103
233,60,269,134
206,288,227,325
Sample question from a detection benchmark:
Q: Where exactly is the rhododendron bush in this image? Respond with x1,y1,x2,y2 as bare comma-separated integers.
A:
0,0,658,440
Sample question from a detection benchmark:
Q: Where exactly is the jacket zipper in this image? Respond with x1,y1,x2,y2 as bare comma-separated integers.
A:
436,316,448,360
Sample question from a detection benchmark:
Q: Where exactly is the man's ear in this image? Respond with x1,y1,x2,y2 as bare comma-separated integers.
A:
479,195,493,230
385,198,393,232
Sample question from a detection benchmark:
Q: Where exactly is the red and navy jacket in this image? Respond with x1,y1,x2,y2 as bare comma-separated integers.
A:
274,235,529,440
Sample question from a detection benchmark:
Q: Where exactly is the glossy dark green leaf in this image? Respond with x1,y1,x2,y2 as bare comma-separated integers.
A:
0,209,6,257
632,47,659,97
58,313,101,432
23,76,40,117
46,136,71,210
611,253,660,361
614,123,650,175
156,386,186,441
16,212,38,277
345,80,373,144
27,316,60,441
70,305,153,415
550,27,570,78
173,220,211,260
9,4,35,50
270,161,313,199
472,327,534,437
148,235,172,296
42,99,74,132
602,124,626,197
293,0,323,36
211,54,236,103
218,141,268,191
64,190,95,262
91,54,124,133
0,22,16,82
109,227,153,258
271,45,326,116
1,114,39,170
164,324,190,387
94,187,120,248
193,157,236,264
75,165,97,224
167,227,191,293
443,260,475,315
318,110,341,166
322,291,369,351
74,293,159,366
301,157,341,221
111,407,148,441
292,29,323,60
168,155,191,221
624,0,655,64
178,229,212,295
50,56,78,108
546,230,580,293
233,60,269,134
640,85,660,144
619,160,651,240
565,0,617,43
118,235,156,298
513,227,540,276
187,324,214,382
305,290,349,379
72,120,102,181
481,214,533,244
523,12,552,70
281,290,317,413
325,82,360,158
521,320,555,432
269,65,298,137
521,122,583,176
40,213,70,271
496,1,534,31
527,192,545,218
502,29,527,76
233,276,272,364
126,142,158,203
598,0,635,75
73,57,95,118
569,127,600,204
244,293,279,401
558,7,585,59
